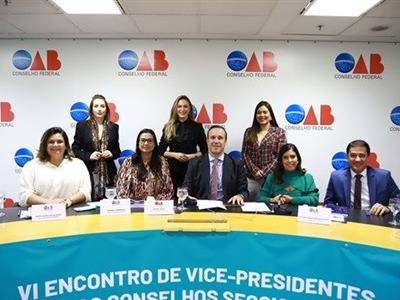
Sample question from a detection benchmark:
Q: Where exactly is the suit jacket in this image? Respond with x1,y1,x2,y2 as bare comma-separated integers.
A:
183,153,249,202
324,167,400,207
72,120,121,178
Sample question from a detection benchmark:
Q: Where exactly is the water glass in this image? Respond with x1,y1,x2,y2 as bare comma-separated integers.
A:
177,187,188,205
0,192,5,218
105,187,117,200
388,198,400,226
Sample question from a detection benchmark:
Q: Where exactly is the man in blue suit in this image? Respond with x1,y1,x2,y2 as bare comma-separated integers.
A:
324,140,399,216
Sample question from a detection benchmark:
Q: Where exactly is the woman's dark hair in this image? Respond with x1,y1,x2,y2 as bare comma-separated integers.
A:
89,94,110,122
245,101,280,144
37,127,74,162
273,143,305,184
132,128,162,181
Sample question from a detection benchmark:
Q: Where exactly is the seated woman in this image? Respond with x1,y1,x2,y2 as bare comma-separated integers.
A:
259,143,319,206
19,127,91,207
116,129,174,200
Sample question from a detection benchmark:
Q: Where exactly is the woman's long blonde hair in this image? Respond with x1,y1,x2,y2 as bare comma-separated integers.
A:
164,95,194,141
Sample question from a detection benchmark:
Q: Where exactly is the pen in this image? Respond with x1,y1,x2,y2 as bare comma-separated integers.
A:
17,209,21,217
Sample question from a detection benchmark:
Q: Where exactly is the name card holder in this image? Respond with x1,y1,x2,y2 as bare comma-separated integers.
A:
31,203,66,221
144,200,174,215
297,205,332,225
100,199,131,216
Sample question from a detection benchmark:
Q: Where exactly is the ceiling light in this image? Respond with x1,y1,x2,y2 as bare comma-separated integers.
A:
302,0,383,17
51,0,122,14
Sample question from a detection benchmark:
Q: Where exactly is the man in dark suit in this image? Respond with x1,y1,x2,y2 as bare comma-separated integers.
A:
183,125,248,205
324,139,399,216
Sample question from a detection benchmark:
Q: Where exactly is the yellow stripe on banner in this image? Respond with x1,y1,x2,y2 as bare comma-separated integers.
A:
1,212,399,250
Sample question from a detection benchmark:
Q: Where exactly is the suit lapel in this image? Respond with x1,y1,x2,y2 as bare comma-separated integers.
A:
344,169,351,207
200,155,211,194
367,167,376,205
222,154,233,199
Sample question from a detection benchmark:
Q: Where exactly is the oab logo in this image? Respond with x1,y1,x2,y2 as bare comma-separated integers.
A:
196,103,228,126
70,102,89,122
226,50,277,78
70,101,119,127
334,52,384,80
229,151,242,160
331,151,380,170
331,152,349,170
12,49,62,76
0,102,15,127
118,50,169,77
285,104,334,131
14,148,34,170
118,149,135,167
389,106,400,132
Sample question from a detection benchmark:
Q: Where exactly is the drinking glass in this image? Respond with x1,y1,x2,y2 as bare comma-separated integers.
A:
388,198,400,226
105,187,117,200
177,187,188,205
0,192,5,218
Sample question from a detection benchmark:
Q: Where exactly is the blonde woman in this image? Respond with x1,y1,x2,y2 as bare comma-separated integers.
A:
159,95,207,198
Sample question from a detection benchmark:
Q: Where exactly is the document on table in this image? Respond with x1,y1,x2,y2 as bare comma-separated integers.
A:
241,202,271,213
197,200,227,210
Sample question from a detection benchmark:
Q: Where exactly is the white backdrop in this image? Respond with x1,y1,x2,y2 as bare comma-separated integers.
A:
1,39,399,204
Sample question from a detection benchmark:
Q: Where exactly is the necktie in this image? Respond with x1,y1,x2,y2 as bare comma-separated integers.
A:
354,174,362,209
210,159,219,200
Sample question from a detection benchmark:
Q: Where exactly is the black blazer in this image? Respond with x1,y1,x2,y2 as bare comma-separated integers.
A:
183,153,249,202
72,120,121,178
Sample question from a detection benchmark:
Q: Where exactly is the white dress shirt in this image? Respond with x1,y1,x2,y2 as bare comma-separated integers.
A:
350,169,369,210
19,158,91,206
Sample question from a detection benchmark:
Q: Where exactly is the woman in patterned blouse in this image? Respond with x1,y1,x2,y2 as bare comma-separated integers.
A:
116,129,173,200
241,101,287,202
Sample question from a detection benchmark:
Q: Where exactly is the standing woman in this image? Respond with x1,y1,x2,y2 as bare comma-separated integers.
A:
72,94,121,201
19,127,91,207
117,129,173,200
159,95,207,197
242,101,287,202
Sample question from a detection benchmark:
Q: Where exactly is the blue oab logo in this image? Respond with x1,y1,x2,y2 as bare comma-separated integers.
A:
15,148,34,168
192,105,198,119
226,50,277,78
334,52,384,79
118,50,169,77
390,106,400,126
229,151,242,160
118,149,135,166
70,102,89,122
285,104,334,131
331,152,349,170
390,106,400,132
12,49,62,76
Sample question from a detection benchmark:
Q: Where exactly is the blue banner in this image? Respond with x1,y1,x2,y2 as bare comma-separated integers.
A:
1,230,399,300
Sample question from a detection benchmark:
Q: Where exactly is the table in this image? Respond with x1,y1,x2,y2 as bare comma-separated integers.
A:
1,206,399,300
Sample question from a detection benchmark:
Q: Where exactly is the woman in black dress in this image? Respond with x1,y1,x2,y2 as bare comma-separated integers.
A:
72,94,121,200
159,95,207,198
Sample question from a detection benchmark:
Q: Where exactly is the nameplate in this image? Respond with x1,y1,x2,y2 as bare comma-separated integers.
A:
100,199,131,216
297,205,332,225
31,204,66,222
144,200,174,215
